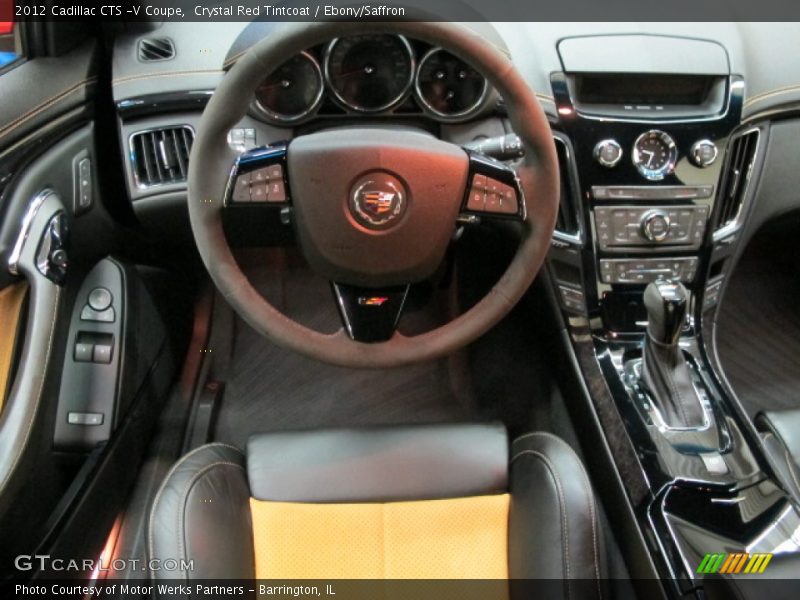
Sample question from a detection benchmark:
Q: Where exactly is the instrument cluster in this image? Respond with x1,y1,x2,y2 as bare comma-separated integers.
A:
250,34,492,125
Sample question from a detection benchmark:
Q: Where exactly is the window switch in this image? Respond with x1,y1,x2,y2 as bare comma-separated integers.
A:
93,344,113,364
74,343,94,363
68,412,104,426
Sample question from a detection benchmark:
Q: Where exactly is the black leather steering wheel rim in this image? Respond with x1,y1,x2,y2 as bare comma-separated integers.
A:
187,21,559,368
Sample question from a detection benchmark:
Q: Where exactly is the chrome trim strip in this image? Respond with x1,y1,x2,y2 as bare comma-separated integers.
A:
8,189,54,276
712,127,761,242
552,133,584,246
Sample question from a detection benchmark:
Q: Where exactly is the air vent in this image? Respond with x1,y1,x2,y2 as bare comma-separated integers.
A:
714,129,759,239
130,126,194,189
553,136,582,243
138,38,175,62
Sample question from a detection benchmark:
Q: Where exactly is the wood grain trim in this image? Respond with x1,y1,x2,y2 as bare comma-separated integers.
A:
0,282,28,413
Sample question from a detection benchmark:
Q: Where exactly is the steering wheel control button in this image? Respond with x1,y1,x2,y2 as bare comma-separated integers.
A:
641,210,671,242
690,139,718,168
349,172,407,230
268,179,287,202
230,156,289,205
467,174,518,215
467,174,487,211
594,139,623,168
232,173,251,202
251,184,268,203
88,287,113,312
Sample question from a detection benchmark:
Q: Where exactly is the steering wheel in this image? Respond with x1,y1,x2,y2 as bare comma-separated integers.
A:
188,21,558,369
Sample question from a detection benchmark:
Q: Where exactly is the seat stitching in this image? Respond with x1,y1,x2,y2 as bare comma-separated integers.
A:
578,463,602,599
176,461,245,577
147,444,244,574
514,431,601,596
511,449,571,600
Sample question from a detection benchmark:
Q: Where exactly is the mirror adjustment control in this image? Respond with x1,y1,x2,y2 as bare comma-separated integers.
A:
88,287,112,312
641,210,671,242
593,139,623,168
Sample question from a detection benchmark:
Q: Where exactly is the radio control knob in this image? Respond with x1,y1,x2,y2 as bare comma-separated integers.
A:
690,139,718,168
593,139,623,168
641,210,671,242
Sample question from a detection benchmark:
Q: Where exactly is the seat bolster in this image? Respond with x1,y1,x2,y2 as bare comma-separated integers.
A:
247,423,508,502
149,443,254,580
508,432,603,597
756,410,800,501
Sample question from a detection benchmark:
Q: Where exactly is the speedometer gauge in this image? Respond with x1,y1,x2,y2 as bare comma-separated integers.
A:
254,52,324,124
324,34,415,112
632,130,678,180
415,48,487,119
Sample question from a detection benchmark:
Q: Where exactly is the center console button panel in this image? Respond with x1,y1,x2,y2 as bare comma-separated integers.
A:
600,256,698,284
595,204,709,250
599,257,698,284
592,185,713,200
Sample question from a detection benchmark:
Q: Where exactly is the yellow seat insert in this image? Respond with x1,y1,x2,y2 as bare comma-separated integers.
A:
250,493,509,579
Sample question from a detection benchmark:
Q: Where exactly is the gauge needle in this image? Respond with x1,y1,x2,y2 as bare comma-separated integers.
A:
259,79,293,90
642,149,655,167
338,65,377,78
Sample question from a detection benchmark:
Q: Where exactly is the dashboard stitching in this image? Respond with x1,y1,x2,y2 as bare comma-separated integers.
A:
0,78,96,141
744,83,800,106
112,69,224,86
223,52,246,70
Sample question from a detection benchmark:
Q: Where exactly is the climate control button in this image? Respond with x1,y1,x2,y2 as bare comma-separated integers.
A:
641,210,671,241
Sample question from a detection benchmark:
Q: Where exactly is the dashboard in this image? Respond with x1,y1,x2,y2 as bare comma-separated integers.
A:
111,22,800,329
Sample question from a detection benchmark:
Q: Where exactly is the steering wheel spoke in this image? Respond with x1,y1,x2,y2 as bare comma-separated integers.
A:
460,151,526,222
332,282,410,343
225,143,291,207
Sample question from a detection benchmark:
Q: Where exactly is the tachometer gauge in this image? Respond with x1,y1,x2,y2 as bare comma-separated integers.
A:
324,34,415,112
632,130,678,180
415,48,487,119
254,52,324,123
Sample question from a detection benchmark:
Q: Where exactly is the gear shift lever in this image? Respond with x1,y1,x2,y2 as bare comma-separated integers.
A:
640,280,705,428
644,279,687,345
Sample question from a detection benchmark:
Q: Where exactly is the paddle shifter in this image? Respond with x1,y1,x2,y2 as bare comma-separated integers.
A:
640,280,706,428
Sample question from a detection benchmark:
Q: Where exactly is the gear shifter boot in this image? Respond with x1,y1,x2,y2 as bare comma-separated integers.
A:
640,280,705,428
641,339,705,427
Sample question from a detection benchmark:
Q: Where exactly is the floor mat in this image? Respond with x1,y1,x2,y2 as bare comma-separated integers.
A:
716,231,800,418
213,251,477,449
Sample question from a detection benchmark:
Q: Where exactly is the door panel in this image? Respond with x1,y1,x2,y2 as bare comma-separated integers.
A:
0,23,100,538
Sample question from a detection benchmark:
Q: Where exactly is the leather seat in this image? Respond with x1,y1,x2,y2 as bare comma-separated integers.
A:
149,423,603,597
756,409,800,502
